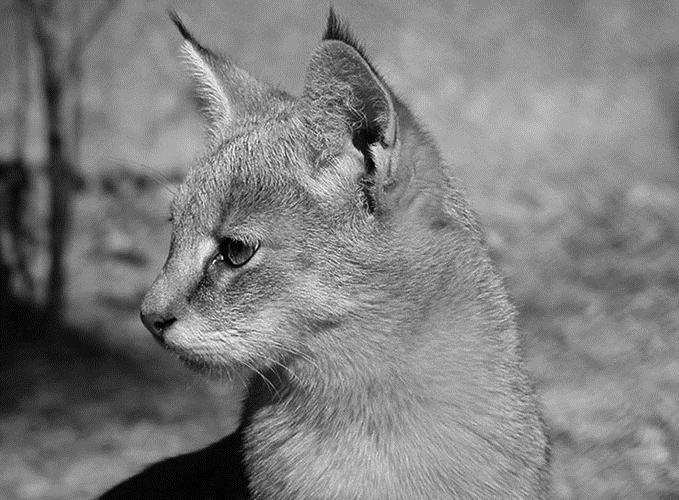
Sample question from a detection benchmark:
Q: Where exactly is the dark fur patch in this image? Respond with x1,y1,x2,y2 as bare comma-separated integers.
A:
323,7,381,78
169,11,197,45
324,8,362,51
99,432,248,499
168,9,209,55
351,126,380,213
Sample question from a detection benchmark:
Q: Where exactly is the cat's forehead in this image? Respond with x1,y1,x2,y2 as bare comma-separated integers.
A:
171,123,310,229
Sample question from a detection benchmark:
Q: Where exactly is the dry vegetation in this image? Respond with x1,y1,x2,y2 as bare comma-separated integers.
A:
2,0,679,498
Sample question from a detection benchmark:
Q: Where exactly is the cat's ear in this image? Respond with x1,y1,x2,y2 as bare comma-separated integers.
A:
303,9,401,213
169,11,270,139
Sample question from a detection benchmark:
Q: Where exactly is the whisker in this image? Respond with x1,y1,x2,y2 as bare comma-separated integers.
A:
270,341,322,374
266,357,304,387
239,357,281,400
193,331,321,390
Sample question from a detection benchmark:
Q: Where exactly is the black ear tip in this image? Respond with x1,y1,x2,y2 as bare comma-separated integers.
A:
322,7,369,62
324,5,341,40
167,9,195,44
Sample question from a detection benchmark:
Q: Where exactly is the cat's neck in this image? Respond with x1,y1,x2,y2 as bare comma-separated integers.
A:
239,311,535,499
243,294,499,431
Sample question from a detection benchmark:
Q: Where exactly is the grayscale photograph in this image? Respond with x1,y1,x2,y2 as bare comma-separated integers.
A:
1,1,678,498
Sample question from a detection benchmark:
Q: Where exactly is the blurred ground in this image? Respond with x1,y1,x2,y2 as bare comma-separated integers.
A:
2,0,679,498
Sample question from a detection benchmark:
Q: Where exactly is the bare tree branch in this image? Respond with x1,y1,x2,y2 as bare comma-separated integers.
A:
21,0,51,64
67,0,121,67
13,0,30,160
20,0,47,33
22,0,121,72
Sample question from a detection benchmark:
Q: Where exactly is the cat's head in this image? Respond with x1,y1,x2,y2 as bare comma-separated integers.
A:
140,10,439,379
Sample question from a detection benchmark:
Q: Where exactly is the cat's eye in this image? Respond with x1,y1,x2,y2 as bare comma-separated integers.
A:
214,238,259,268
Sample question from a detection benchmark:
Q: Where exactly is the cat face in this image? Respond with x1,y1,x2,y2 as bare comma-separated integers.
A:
142,123,381,380
141,12,408,379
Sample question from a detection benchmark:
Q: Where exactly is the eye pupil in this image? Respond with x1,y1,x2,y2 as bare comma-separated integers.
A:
217,238,258,267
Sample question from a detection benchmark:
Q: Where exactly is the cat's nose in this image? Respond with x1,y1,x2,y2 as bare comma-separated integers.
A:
140,310,176,341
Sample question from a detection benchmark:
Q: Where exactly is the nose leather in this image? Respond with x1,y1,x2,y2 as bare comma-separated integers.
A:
140,311,176,341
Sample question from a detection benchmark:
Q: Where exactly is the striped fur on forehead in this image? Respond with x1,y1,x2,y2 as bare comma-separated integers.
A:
171,118,313,228
208,114,310,182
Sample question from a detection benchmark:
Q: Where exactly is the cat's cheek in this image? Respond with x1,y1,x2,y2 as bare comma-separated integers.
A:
160,320,241,371
159,317,206,352
159,313,215,348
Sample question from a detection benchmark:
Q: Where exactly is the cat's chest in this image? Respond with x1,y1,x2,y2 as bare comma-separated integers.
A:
241,410,456,500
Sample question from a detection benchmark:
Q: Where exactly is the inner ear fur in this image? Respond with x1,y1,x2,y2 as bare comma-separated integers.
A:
169,10,279,139
303,35,400,214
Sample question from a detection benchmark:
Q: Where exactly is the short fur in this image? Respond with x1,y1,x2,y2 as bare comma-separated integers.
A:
102,9,550,499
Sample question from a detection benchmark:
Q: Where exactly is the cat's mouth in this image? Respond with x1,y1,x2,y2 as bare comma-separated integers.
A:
155,328,249,381
170,346,242,380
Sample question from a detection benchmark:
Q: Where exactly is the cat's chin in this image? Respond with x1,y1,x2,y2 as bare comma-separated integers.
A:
165,345,246,382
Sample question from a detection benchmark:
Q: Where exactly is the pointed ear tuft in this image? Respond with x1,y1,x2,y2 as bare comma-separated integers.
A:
323,8,382,80
169,11,233,136
168,11,278,140
323,8,362,53
168,10,199,48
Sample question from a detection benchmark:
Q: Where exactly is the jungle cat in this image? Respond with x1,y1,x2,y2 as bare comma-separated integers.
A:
101,9,550,500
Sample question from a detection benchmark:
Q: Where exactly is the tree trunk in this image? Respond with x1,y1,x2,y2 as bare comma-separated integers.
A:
68,2,84,172
71,61,83,170
12,2,35,299
25,0,121,322
40,48,70,323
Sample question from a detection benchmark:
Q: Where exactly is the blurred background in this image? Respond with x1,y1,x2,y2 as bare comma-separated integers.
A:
1,0,679,498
